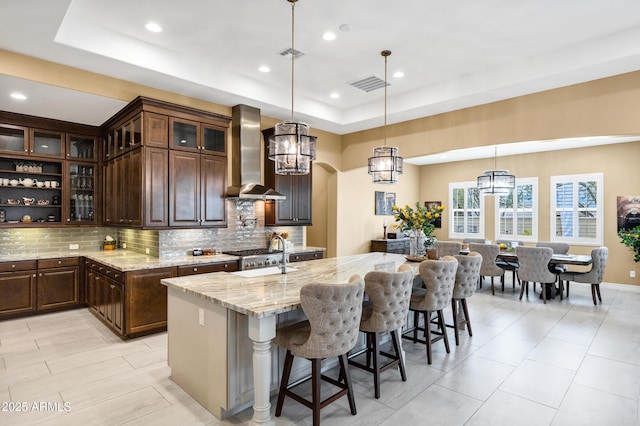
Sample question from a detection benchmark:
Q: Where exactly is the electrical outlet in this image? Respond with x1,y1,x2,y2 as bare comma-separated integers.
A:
122,242,127,249
198,308,205,326
145,248,150,255
69,243,79,250
631,271,636,278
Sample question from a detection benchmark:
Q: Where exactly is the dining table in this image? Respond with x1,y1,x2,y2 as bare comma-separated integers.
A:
495,250,592,299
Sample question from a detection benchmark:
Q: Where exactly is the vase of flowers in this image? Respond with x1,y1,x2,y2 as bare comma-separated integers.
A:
392,202,445,258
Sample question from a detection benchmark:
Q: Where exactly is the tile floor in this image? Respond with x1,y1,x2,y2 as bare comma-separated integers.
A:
1,277,640,425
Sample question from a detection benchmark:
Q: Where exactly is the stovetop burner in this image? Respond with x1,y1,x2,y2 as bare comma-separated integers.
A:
223,248,282,257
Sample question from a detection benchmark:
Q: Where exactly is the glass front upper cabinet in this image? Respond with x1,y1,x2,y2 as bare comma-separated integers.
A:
30,129,64,158
0,124,28,155
202,124,226,154
67,134,97,161
68,163,96,224
170,118,199,151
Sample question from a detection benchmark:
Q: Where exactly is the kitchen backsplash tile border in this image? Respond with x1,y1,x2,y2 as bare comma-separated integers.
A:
0,201,303,257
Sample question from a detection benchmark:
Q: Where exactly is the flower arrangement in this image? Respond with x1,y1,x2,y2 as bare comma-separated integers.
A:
392,202,445,239
619,225,640,263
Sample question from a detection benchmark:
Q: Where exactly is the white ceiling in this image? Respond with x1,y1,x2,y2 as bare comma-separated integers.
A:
2,0,640,161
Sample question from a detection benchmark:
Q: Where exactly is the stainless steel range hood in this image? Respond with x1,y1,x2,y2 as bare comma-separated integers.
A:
227,104,285,200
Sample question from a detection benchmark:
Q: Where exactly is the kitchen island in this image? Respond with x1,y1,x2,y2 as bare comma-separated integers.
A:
160,252,411,425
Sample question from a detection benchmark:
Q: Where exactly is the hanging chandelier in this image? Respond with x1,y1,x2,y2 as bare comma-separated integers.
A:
268,0,317,175
368,50,403,184
477,146,515,195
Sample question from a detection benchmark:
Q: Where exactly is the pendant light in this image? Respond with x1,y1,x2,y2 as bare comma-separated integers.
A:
368,50,403,184
268,0,317,175
477,146,515,195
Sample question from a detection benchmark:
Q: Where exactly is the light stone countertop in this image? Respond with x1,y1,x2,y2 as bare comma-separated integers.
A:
161,252,415,318
0,246,326,272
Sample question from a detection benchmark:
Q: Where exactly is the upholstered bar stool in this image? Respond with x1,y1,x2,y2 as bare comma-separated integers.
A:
469,243,504,295
402,256,458,364
559,247,608,305
435,241,462,257
516,246,556,303
274,275,365,426
450,252,483,345
348,265,413,399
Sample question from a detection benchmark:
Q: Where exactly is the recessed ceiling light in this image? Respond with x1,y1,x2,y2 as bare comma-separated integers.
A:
330,93,340,99
145,22,162,33
322,32,336,41
393,71,405,78
258,66,271,73
10,92,27,100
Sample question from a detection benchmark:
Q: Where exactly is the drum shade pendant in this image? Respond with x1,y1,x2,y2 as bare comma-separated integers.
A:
477,146,515,195
268,0,317,175
368,50,403,184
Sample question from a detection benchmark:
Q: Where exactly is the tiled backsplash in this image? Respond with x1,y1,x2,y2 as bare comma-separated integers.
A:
0,200,304,257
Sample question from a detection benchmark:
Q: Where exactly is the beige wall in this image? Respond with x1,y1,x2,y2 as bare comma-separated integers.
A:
3,49,640,285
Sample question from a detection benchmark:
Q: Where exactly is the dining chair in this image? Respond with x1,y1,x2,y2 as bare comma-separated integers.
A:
463,238,487,244
402,256,458,364
348,265,413,399
515,246,557,303
435,241,462,257
535,241,570,294
559,247,608,305
495,239,524,291
274,275,365,426
451,252,483,345
469,243,504,295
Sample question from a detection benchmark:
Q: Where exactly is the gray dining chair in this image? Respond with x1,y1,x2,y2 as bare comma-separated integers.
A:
451,252,483,345
559,247,608,305
495,239,524,290
348,265,413,399
516,246,557,303
536,241,570,293
403,256,458,364
274,275,365,426
435,241,462,257
469,243,504,295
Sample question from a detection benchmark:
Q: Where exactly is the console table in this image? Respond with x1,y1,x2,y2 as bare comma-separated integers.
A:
370,238,410,254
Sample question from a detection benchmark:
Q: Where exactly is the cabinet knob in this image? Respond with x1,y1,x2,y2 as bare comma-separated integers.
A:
106,270,111,275
58,260,62,265
67,219,70,222
110,285,115,289
11,264,15,268
224,264,228,268
194,268,198,272
39,273,42,277
114,274,120,279
33,274,36,277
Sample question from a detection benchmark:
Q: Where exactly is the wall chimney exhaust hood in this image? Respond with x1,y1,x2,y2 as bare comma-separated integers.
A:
227,104,285,200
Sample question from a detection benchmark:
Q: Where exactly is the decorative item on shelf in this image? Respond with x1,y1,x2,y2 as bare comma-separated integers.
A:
368,50,403,184
21,214,32,223
0,209,5,222
618,225,640,263
7,199,20,205
22,197,35,206
52,195,60,205
103,235,116,250
477,146,515,195
392,202,445,259
267,0,317,175
47,214,56,222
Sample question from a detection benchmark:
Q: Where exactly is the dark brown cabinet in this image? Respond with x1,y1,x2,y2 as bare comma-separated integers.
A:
289,251,324,262
177,260,239,276
86,262,124,336
36,257,80,311
0,260,37,319
370,238,410,254
262,128,312,226
169,146,227,227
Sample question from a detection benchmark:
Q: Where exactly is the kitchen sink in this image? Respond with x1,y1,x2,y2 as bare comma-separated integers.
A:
230,266,298,278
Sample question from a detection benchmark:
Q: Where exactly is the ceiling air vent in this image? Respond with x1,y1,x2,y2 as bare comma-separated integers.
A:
349,76,389,92
279,47,305,59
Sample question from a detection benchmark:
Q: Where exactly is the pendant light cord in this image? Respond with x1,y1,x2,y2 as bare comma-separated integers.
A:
290,0,295,122
381,50,391,148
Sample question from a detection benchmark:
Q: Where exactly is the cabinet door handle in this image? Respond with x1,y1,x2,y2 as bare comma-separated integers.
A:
33,274,36,278
110,285,115,289
106,270,111,275
39,273,42,277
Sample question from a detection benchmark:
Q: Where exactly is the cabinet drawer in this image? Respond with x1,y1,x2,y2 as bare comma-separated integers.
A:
0,260,37,272
38,257,80,269
290,251,324,262
178,261,239,276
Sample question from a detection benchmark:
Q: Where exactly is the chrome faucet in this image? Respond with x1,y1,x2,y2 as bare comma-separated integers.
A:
269,234,288,274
